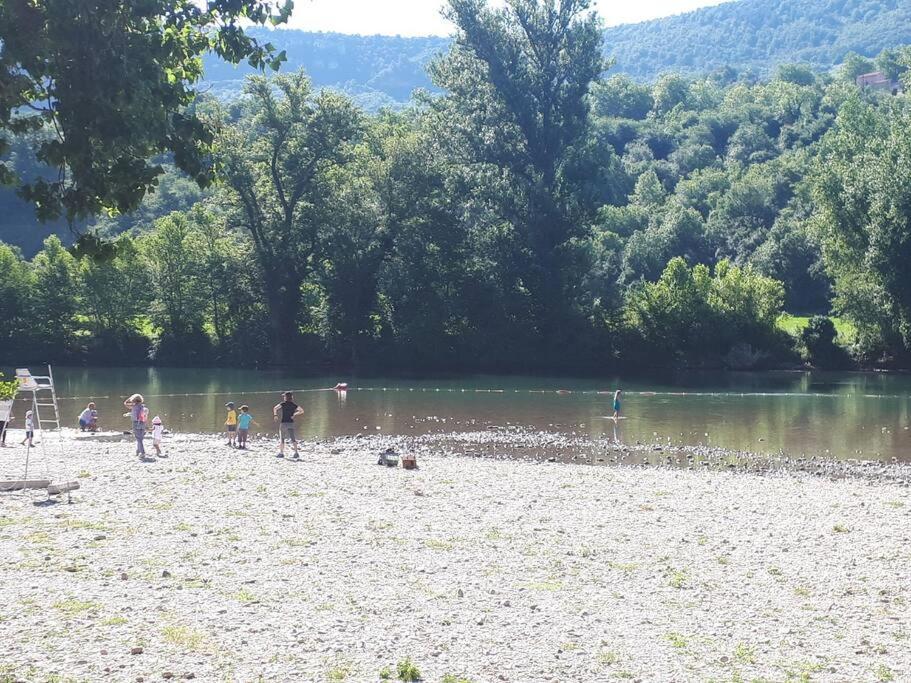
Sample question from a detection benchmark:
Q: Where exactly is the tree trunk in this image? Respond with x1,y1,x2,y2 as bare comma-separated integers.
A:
263,274,302,366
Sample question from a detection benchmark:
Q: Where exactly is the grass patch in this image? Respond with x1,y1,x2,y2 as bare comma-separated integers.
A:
608,561,640,574
61,519,108,531
441,676,472,683
53,599,100,616
26,531,52,544
875,664,895,682
161,625,205,651
734,642,756,664
423,538,454,551
777,314,857,345
522,581,563,592
102,615,128,626
598,649,619,665
283,537,309,548
396,658,421,682
326,662,352,681
668,568,688,589
666,632,687,649
233,588,257,603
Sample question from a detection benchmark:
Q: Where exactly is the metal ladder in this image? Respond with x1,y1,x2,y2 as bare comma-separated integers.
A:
31,365,62,438
18,365,73,502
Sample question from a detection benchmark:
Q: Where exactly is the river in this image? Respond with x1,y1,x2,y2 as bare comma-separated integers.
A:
4,366,911,463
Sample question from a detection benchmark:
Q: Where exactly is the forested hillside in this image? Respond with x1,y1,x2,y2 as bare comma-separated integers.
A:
603,0,911,80
195,0,911,106
201,31,448,109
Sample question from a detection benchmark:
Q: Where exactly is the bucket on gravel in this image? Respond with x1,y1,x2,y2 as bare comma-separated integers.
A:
377,448,399,467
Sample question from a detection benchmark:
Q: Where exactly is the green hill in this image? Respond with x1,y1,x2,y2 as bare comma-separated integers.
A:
602,0,911,80
199,0,911,106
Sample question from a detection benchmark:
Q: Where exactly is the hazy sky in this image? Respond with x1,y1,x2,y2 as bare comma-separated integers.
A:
284,0,730,36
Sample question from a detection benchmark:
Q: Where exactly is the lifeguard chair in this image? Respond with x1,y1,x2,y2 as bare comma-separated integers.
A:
0,365,79,501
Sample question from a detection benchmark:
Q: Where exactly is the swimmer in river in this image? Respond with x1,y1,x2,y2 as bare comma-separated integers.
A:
612,389,622,419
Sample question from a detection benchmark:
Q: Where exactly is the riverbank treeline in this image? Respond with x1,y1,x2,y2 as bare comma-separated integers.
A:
2,3,911,371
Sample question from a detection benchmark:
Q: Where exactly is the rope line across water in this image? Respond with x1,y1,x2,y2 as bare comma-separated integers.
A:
54,387,911,401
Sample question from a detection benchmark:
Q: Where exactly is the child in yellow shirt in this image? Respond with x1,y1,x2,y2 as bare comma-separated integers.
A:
225,402,238,448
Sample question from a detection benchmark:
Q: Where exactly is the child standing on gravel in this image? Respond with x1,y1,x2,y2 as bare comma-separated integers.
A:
151,415,165,457
20,409,35,447
236,405,257,450
225,402,238,448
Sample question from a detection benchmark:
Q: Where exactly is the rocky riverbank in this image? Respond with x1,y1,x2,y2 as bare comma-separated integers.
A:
1,432,909,682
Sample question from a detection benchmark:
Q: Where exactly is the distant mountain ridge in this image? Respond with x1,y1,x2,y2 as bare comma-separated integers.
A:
201,0,911,107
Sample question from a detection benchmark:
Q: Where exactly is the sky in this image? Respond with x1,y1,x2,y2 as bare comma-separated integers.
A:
283,0,731,36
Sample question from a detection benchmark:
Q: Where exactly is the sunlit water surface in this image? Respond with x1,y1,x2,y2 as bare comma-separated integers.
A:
4,367,911,463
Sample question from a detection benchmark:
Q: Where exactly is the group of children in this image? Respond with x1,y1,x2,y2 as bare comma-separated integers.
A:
223,402,257,449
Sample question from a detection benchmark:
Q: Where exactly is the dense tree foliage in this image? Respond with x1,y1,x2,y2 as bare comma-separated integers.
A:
3,1,911,371
813,95,911,364
0,0,291,222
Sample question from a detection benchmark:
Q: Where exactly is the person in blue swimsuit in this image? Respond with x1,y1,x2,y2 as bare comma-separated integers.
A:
612,389,622,419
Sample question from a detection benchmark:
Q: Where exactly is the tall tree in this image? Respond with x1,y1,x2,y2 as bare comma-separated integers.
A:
31,235,81,357
0,0,291,223
430,0,609,347
218,71,362,364
77,234,149,358
814,96,911,360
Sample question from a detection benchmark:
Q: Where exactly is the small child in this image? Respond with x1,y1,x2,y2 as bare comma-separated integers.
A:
225,402,238,447
236,405,258,449
151,415,165,457
612,389,623,419
21,410,35,447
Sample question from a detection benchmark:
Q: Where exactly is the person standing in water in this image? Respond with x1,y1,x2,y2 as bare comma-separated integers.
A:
612,389,622,419
273,391,304,460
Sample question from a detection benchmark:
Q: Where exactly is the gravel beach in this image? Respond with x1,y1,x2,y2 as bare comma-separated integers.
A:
1,431,909,682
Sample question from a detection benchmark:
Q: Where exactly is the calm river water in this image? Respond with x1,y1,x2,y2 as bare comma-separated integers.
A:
5,367,911,463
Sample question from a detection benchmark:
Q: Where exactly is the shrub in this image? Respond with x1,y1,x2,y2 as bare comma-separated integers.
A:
801,315,851,368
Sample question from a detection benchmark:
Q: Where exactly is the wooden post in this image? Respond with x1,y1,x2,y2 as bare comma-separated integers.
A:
0,480,52,492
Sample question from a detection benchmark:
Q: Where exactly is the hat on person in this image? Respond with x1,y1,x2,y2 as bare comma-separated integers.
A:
225,402,235,408
152,415,162,425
